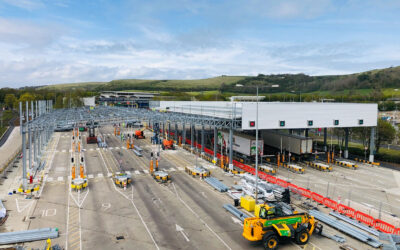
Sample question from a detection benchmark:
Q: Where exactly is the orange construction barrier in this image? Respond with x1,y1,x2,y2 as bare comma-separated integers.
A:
155,159,159,171
71,165,76,179
80,165,84,178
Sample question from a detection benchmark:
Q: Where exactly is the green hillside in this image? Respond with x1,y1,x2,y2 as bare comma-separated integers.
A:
39,66,400,98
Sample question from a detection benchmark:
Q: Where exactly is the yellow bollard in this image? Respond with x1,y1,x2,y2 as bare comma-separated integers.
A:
220,155,224,169
78,142,80,152
156,159,159,171
127,140,130,149
46,238,51,250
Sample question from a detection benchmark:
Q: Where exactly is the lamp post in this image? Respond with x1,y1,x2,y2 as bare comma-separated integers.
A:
255,86,259,202
291,90,302,102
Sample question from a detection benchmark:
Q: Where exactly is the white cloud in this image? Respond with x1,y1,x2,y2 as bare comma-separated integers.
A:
0,0,44,10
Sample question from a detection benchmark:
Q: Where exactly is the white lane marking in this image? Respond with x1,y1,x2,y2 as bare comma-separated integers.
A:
169,168,176,172
37,134,61,199
88,174,94,179
172,183,232,249
96,148,100,151
57,176,64,181
47,177,54,182
116,172,120,175
107,173,112,177
176,224,190,242
126,171,131,175
90,148,94,151
111,179,160,250
62,149,66,152
98,173,103,178
178,167,184,171
135,170,141,175
102,203,111,210
115,147,120,150
109,147,113,150
96,135,159,250
143,170,149,174
15,199,34,213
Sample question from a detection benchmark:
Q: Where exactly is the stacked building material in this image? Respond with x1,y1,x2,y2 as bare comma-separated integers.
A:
309,210,382,248
0,228,59,244
205,177,228,192
223,204,250,222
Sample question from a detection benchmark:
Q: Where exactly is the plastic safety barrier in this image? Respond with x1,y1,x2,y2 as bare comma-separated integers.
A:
181,138,400,234
311,192,324,204
275,179,288,188
354,211,375,227
323,198,338,211
374,219,396,234
338,204,356,218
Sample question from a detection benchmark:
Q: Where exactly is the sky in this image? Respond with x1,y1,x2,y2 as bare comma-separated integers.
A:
0,0,400,87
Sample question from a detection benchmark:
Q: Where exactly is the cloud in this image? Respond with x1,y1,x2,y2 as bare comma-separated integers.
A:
0,1,399,87
0,18,62,48
0,0,44,10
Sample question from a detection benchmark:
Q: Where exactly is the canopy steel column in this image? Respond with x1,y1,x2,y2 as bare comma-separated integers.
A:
190,123,194,151
201,124,205,155
213,126,217,163
182,123,186,145
168,122,171,140
31,101,35,167
369,127,376,162
162,122,165,138
344,128,349,158
174,123,178,142
20,102,27,190
323,128,327,152
229,128,233,170
28,102,32,170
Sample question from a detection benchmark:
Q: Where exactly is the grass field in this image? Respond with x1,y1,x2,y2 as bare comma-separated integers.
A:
40,76,247,92
40,81,107,91
0,110,17,138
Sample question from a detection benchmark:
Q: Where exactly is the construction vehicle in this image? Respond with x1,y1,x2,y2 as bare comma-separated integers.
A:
243,203,318,249
86,122,97,144
134,130,145,139
162,139,174,150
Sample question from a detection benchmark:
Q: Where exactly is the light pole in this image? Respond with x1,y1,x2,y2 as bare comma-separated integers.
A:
291,90,302,102
255,86,259,202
